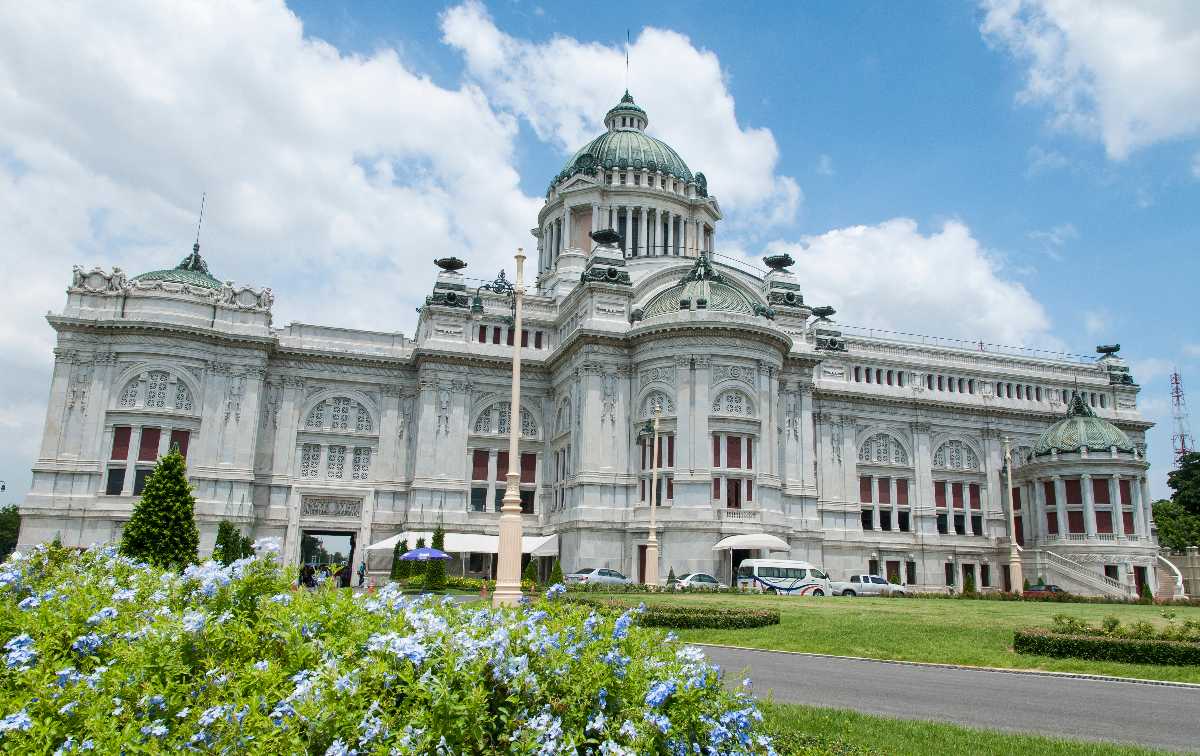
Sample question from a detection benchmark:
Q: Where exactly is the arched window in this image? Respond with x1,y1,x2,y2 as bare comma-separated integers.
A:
711,390,754,417
857,433,909,465
174,382,193,412
641,392,675,419
474,402,538,439
304,397,373,433
115,370,195,412
933,439,980,471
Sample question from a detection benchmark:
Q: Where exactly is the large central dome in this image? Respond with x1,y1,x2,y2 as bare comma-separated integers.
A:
551,91,693,190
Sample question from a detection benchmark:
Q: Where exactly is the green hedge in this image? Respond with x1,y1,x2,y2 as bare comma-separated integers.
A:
895,591,1200,608
569,598,780,629
1013,629,1200,666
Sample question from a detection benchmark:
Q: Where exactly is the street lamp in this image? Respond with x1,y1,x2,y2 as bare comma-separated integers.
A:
493,248,527,607
638,408,661,586
1003,436,1025,592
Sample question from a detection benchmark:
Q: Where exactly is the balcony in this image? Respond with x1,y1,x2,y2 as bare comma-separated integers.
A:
718,508,760,523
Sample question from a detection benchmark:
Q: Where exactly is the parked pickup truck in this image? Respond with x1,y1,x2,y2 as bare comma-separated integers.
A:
831,574,906,597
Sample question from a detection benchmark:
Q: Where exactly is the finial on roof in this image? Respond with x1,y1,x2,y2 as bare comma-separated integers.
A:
193,192,206,255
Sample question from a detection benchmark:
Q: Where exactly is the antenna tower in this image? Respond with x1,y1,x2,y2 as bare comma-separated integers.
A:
1170,369,1194,464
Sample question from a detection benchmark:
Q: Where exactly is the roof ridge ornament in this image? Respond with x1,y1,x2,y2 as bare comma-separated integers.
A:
679,253,725,285
1066,391,1096,419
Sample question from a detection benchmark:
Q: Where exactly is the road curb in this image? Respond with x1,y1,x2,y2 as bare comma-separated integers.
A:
697,643,1200,689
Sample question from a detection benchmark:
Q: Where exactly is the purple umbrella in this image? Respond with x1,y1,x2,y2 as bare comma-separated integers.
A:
399,546,451,561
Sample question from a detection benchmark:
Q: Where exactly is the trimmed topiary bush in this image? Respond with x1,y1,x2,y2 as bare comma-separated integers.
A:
1014,629,1200,666
568,598,780,630
212,521,250,566
119,449,198,570
523,559,539,587
549,558,564,586
0,542,778,752
389,538,408,582
424,526,447,591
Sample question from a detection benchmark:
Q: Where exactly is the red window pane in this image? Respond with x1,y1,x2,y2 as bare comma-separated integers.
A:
520,453,536,483
169,430,189,459
1011,487,1022,511
640,479,646,500
1015,516,1024,546
969,484,981,509
1119,479,1132,506
666,477,673,500
727,437,741,469
639,439,646,471
712,478,721,499
860,477,872,503
935,481,946,508
656,436,664,468
1046,511,1059,535
495,451,509,481
667,435,675,468
1092,478,1110,505
1043,480,1057,507
886,371,893,386
746,479,753,502
492,326,501,344
746,438,753,470
478,325,487,343
952,482,964,508
712,436,720,467
506,329,514,346
897,479,909,506
521,330,529,348
1096,510,1113,534
1122,511,1135,533
138,428,160,461
1067,510,1085,534
472,449,489,481
1064,479,1082,505
534,331,543,349
110,426,131,460
877,477,891,504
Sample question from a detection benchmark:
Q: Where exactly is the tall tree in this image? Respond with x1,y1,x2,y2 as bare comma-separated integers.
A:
0,506,19,561
119,449,199,570
213,521,241,565
1152,499,1200,551
1167,452,1200,516
425,526,447,590
390,538,409,581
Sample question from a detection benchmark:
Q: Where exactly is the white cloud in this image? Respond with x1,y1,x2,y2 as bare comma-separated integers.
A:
981,0,1200,160
1028,222,1077,259
440,1,801,229
764,218,1055,347
816,154,835,177
1131,358,1173,385
1083,309,1109,337
0,0,542,499
1025,145,1070,176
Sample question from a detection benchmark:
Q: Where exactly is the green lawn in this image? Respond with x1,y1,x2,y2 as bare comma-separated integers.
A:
590,592,1200,683
761,702,1163,755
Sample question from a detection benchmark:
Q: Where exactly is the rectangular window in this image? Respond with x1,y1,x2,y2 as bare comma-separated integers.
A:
111,426,131,460
945,563,955,586
133,468,151,495
352,447,371,480
495,451,509,481
506,329,514,346
1065,478,1083,505
472,449,489,481
937,513,948,534
470,488,487,512
1092,477,1111,505
138,427,161,461
712,478,721,500
493,489,504,512
169,430,189,459
300,444,320,478
981,565,991,588
712,436,720,467
1067,510,1085,534
326,445,345,479
746,438,753,469
879,510,892,531
906,561,917,584
861,509,874,531
726,478,742,509
492,326,501,344
1043,480,1057,507
952,482,964,509
727,437,741,469
969,483,981,509
897,479,909,506
954,513,965,535
1046,511,1059,535
519,489,535,514
1015,516,1024,546
935,481,946,508
1119,478,1132,505
1096,510,1113,534
745,479,753,502
478,325,487,343
640,478,646,501
878,477,891,504
666,477,673,501
521,330,529,348
898,510,910,532
1123,511,1135,534
520,453,536,484
667,435,675,468
1012,487,1022,511
860,476,873,504
535,331,543,349
105,467,125,496
971,514,982,535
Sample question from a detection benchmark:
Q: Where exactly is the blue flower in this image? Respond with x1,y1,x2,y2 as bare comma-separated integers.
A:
645,680,677,708
544,583,566,600
72,633,103,656
0,709,32,733
199,705,228,727
86,607,117,626
643,711,671,734
140,720,168,738
253,660,270,671
113,588,136,602
325,739,356,756
18,595,40,610
334,673,358,694
612,609,635,640
618,719,637,740
182,611,206,633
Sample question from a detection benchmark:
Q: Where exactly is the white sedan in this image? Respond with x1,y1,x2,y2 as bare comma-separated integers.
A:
564,567,632,585
674,573,727,590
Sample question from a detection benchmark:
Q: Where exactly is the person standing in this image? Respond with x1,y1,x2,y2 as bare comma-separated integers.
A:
357,560,366,587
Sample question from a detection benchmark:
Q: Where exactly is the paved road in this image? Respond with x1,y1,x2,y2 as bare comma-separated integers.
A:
701,645,1200,752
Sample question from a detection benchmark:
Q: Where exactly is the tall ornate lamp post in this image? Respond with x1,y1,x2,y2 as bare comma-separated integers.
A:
639,408,661,586
493,249,527,607
1003,435,1025,592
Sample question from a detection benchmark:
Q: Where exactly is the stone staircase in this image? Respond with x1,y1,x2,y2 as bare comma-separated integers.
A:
1037,550,1132,599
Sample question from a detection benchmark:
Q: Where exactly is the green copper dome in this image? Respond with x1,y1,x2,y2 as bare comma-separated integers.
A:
552,92,693,191
1032,392,1135,457
134,244,222,290
642,254,762,319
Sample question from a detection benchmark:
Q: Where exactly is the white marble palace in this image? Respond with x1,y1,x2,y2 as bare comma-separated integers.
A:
21,92,1174,597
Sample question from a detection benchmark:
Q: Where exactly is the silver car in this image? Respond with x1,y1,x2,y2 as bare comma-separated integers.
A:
564,567,632,585
674,573,726,590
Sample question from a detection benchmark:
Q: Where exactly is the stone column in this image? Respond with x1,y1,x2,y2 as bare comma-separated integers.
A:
563,204,572,252
120,423,141,495
890,477,899,532
1030,478,1043,543
761,364,779,478
377,386,402,482
271,377,304,477
911,421,935,534
592,203,600,239
1053,477,1068,536
869,474,878,532
638,206,648,257
1139,475,1153,537
664,211,673,256
1110,476,1125,538
799,385,816,492
982,431,1003,539
682,216,691,257
1081,474,1097,537
621,209,630,257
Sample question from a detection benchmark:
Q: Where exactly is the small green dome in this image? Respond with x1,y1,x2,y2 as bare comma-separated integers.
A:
642,254,760,319
134,245,221,290
552,92,693,191
1032,393,1135,457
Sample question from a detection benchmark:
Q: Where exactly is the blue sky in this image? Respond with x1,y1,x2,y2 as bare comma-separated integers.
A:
1,1,1198,501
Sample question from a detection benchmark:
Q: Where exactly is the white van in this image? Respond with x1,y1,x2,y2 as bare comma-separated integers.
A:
735,559,832,596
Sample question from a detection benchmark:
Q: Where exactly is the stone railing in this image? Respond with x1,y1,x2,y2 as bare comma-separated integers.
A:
718,508,761,523
1041,550,1130,598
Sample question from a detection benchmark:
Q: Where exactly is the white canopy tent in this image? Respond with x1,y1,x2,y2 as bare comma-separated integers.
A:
712,533,791,586
365,532,556,556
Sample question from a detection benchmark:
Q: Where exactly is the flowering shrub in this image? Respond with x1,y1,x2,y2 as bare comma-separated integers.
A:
0,541,777,754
